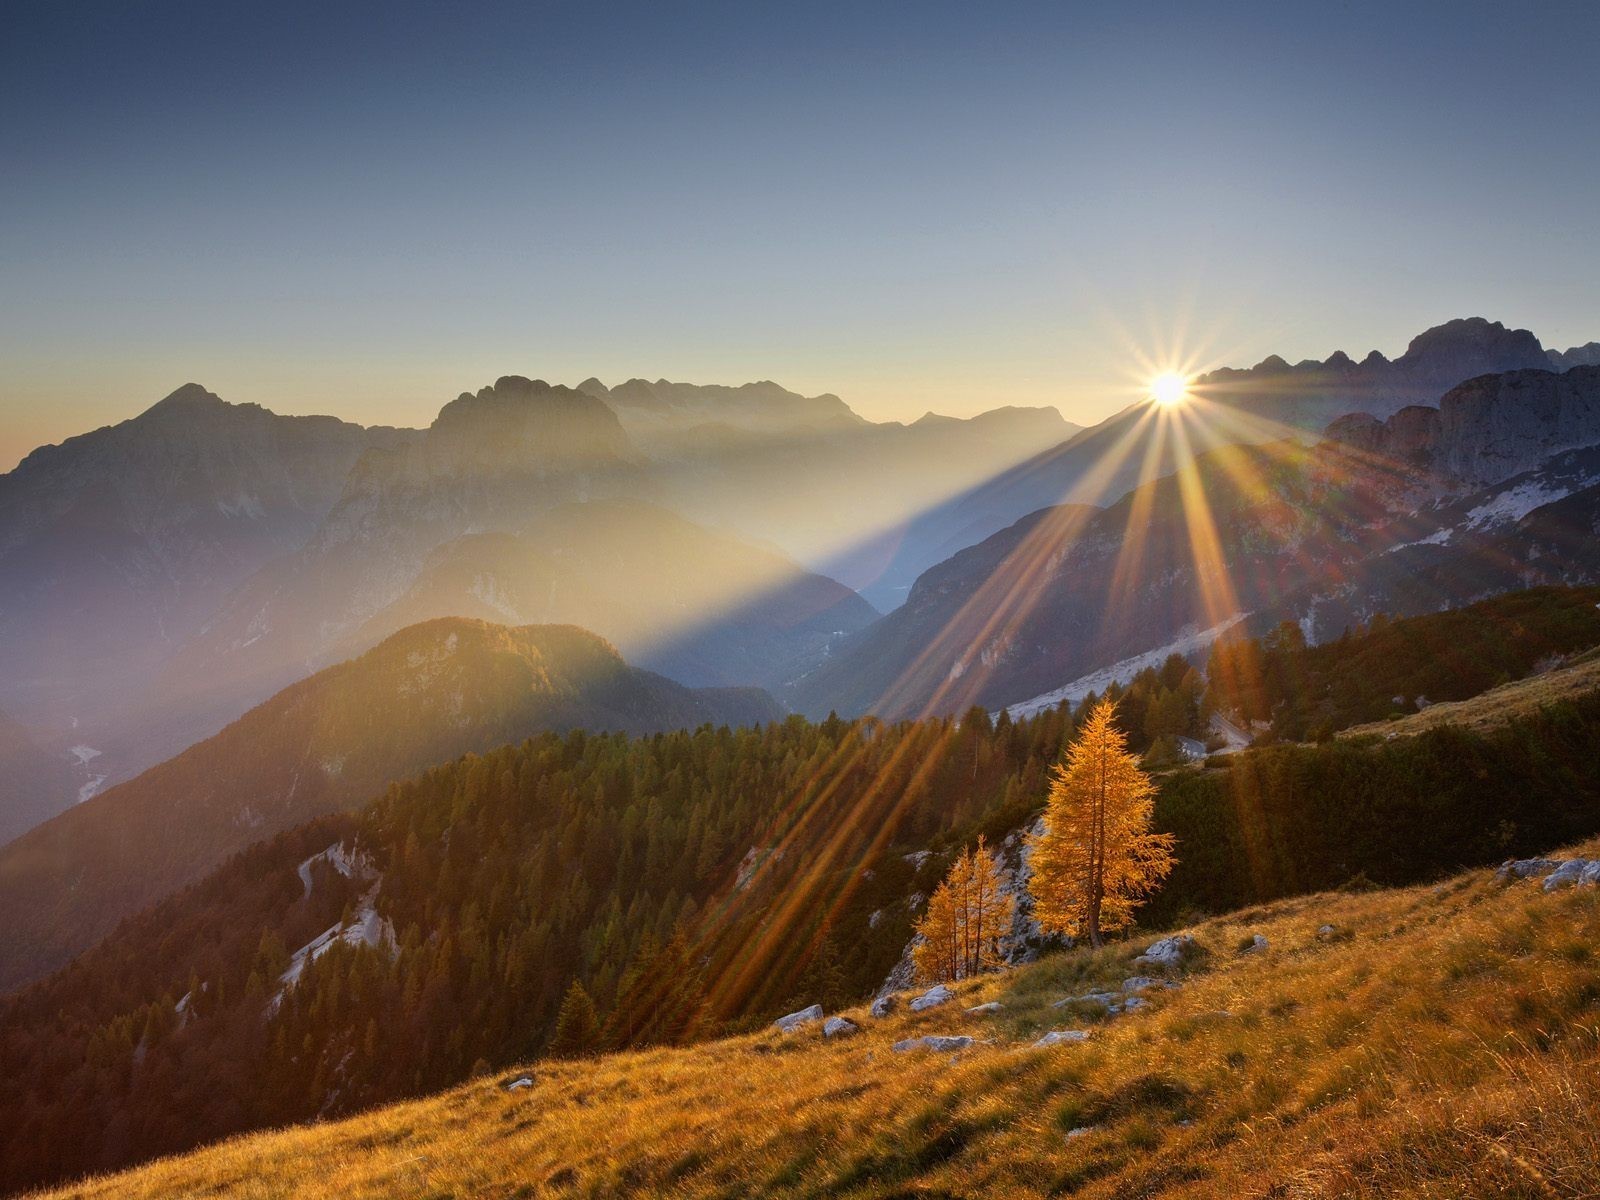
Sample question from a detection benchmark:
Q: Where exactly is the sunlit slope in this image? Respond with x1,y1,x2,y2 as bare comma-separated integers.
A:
45,846,1600,1199
1342,648,1600,740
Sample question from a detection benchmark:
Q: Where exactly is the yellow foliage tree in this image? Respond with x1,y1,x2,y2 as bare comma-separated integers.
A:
1029,698,1176,949
912,836,1016,983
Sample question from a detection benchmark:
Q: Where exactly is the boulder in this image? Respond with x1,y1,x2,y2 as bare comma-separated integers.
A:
1121,976,1160,993
892,1034,973,1053
1583,862,1600,887
870,994,898,1019
823,1016,860,1039
1135,934,1198,968
1064,1125,1095,1140
1120,995,1149,1013
1543,859,1591,892
1033,1030,1091,1048
502,1074,534,1092
1241,934,1269,954
773,1004,824,1033
909,984,955,1012
965,1001,1004,1015
1496,858,1560,883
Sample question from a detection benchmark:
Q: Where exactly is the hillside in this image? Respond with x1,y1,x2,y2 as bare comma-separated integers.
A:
39,842,1600,1199
1342,649,1600,740
6,670,1600,1194
1205,585,1600,740
0,619,778,993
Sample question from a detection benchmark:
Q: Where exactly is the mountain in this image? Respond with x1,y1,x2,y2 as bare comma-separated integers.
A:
854,318,1572,611
0,618,780,994
345,499,877,689
574,376,864,445
0,386,408,796
116,378,656,769
1549,340,1600,370
793,365,1600,720
5,653,1600,1195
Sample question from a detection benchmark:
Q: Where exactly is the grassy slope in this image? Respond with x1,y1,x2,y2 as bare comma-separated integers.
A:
39,841,1600,1199
1341,648,1600,740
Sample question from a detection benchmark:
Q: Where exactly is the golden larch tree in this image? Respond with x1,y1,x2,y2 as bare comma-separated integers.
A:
1029,698,1176,948
912,836,1016,983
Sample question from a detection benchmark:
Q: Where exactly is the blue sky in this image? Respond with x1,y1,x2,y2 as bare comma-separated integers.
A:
3,0,1598,467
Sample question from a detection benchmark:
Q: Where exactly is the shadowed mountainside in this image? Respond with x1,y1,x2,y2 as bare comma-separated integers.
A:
0,618,778,994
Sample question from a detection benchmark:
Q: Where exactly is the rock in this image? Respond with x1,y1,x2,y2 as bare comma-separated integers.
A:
1543,860,1591,891
1120,996,1149,1013
1033,1030,1091,1048
1241,934,1269,954
909,984,955,1012
892,1035,973,1053
1135,934,1198,968
1583,863,1600,887
868,908,886,929
965,1001,1004,1015
1316,923,1338,939
823,1016,860,1039
502,1075,534,1092
773,1004,824,1033
903,850,933,871
870,994,898,1019
1496,858,1561,883
1122,976,1161,993
1064,1125,1095,1139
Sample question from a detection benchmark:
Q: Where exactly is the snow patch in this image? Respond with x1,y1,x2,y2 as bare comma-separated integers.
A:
296,840,377,898
1463,480,1572,530
1001,613,1248,720
1385,528,1452,553
270,883,395,1013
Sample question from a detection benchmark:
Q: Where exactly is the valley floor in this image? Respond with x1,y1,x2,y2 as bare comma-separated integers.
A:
35,844,1600,1200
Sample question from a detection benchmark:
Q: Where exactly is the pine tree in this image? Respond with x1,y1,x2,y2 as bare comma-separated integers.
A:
1029,698,1176,949
548,980,603,1057
912,836,1015,983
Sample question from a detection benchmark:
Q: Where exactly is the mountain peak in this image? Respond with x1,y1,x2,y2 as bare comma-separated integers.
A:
140,383,228,417
1396,317,1546,373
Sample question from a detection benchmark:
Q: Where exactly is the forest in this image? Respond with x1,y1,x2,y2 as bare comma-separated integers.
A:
5,589,1600,1194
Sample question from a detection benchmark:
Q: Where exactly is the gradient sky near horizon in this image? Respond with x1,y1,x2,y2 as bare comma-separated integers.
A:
3,0,1599,471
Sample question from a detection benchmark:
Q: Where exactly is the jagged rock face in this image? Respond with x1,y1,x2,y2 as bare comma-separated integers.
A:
1435,367,1600,487
1327,367,1600,491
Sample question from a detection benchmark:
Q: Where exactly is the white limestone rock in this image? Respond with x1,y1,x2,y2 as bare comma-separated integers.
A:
773,1004,824,1033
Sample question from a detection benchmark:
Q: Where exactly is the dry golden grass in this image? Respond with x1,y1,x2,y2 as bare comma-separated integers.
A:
1341,651,1600,740
36,840,1600,1199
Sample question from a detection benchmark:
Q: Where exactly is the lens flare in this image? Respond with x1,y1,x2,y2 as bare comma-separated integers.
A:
1150,372,1189,406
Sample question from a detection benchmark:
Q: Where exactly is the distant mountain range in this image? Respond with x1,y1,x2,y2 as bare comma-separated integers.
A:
0,618,778,993
1,317,1595,842
791,363,1600,719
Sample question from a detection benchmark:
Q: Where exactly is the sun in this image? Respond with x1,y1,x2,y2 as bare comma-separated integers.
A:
1150,372,1189,407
